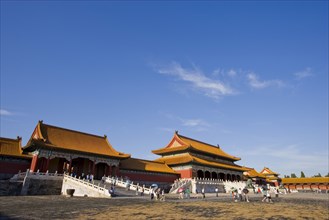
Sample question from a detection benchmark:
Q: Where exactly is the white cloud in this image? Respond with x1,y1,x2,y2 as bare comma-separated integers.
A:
181,118,209,127
227,69,237,77
244,144,328,176
0,109,13,116
247,73,284,89
161,113,211,132
157,62,235,99
294,67,313,80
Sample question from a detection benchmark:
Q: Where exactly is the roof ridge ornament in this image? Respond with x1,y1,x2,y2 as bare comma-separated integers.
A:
217,144,220,149
175,130,179,134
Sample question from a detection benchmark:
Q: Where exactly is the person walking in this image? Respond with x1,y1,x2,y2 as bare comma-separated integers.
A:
237,188,243,201
156,188,160,200
267,190,273,203
150,188,154,200
242,188,250,202
261,186,268,202
201,187,206,199
275,188,279,198
232,188,238,202
141,187,144,196
160,189,165,201
195,188,200,199
185,188,191,199
109,185,115,196
215,187,219,197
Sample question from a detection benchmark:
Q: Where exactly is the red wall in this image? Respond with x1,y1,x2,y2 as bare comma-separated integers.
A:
120,170,179,183
286,184,328,190
175,169,192,178
0,160,30,174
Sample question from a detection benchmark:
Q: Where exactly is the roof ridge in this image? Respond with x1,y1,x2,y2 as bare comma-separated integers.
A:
177,134,219,149
42,122,106,139
0,137,21,142
130,157,166,164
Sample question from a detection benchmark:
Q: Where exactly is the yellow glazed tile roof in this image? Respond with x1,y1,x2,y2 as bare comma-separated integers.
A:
0,137,31,159
152,133,240,161
266,176,279,181
282,177,329,184
155,154,194,165
120,158,178,174
260,167,279,175
244,168,267,179
24,121,130,159
155,154,247,171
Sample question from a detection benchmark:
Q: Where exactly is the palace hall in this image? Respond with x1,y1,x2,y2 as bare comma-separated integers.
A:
23,121,130,179
153,131,247,181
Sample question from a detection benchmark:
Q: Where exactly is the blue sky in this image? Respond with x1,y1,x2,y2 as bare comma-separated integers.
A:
1,1,328,177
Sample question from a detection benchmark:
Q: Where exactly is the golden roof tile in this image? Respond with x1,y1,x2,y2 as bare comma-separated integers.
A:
0,137,31,159
152,132,240,161
282,177,329,184
260,167,279,175
24,121,130,159
120,158,178,174
244,168,267,179
155,153,247,171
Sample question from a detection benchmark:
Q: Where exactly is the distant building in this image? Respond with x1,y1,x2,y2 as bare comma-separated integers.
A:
0,137,31,179
260,167,281,186
282,177,329,191
243,167,267,185
152,131,247,180
23,121,130,179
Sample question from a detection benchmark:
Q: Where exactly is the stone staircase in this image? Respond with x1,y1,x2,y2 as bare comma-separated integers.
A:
103,176,154,195
61,174,111,198
169,179,192,194
222,181,247,193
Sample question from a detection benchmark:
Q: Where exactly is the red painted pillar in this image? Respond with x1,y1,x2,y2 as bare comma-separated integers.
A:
45,157,50,172
30,155,38,172
92,161,96,176
109,166,112,176
115,166,119,177
87,160,91,174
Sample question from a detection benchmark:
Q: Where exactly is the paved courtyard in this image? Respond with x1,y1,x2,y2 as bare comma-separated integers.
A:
0,193,328,219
